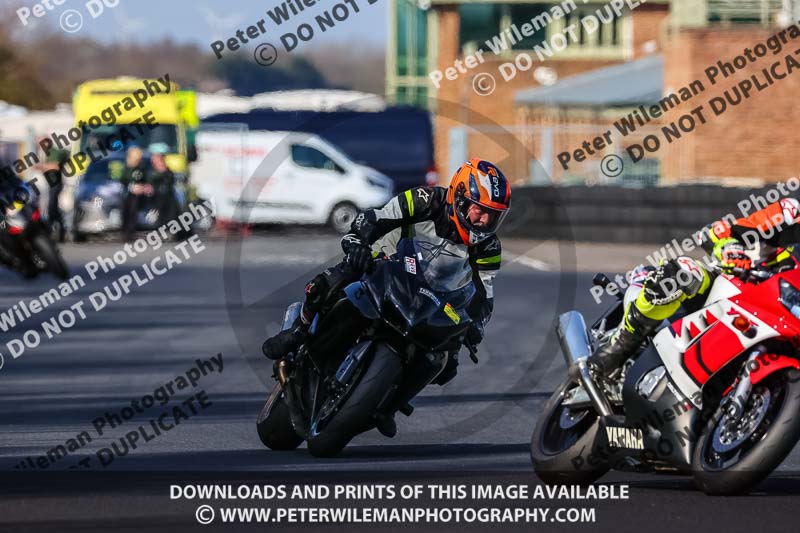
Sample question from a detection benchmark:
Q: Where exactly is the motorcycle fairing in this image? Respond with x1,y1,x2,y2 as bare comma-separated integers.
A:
360,251,475,331
621,345,701,469
654,280,781,408
344,281,380,320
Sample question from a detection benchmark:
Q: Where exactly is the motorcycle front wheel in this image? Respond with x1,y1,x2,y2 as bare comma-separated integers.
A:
692,368,800,495
307,343,401,458
531,378,609,486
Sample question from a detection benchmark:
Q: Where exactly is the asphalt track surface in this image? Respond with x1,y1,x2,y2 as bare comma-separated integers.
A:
0,229,799,532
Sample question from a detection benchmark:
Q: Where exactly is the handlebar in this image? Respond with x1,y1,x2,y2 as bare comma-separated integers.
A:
711,261,775,283
730,266,772,282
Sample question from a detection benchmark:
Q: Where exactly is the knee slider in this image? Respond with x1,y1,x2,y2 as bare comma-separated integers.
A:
304,273,330,309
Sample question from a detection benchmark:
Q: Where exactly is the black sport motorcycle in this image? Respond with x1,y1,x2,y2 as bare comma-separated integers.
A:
1,187,68,280
257,237,478,457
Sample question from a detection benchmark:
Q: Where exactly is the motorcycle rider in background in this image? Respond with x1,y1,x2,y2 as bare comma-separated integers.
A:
589,197,800,375
262,158,512,432
0,170,34,273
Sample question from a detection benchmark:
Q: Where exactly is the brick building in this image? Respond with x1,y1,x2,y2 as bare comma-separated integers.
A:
386,0,800,186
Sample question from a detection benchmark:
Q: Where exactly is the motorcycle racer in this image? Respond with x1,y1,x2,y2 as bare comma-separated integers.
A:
0,172,34,270
589,197,800,375
262,158,512,388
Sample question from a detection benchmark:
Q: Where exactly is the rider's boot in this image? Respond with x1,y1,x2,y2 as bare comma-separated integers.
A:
588,304,660,376
375,413,397,438
262,314,308,360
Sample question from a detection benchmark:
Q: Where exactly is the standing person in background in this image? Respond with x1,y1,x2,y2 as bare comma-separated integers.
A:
120,146,151,242
44,147,69,242
148,151,177,227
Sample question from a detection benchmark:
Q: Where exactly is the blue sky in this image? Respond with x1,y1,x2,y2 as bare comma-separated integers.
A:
11,0,388,50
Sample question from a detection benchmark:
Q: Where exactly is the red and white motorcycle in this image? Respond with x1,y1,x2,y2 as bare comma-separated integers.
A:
531,258,800,494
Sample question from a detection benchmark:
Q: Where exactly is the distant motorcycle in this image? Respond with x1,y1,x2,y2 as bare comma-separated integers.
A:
1,187,69,280
257,237,478,457
531,260,800,495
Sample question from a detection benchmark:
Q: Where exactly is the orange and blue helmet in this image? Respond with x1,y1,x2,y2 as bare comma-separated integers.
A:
446,158,511,245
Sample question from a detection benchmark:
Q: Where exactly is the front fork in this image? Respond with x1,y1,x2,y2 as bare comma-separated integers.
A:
720,346,765,421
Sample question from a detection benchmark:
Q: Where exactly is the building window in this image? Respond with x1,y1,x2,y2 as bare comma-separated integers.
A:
707,0,783,25
566,9,622,47
389,0,431,109
459,3,626,58
459,4,504,50
508,4,549,50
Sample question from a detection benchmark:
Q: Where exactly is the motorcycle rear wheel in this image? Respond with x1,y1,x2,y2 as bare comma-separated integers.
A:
307,343,401,458
692,368,800,495
531,378,609,485
31,234,68,280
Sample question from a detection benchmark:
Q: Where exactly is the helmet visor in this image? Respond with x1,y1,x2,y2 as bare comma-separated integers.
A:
456,197,509,241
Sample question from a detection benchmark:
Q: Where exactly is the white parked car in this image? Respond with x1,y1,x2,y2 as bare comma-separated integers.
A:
193,130,394,233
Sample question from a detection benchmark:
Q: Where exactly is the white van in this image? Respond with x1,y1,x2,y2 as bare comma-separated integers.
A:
193,129,394,232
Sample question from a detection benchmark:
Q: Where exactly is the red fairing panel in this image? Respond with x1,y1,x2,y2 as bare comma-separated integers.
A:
682,322,744,386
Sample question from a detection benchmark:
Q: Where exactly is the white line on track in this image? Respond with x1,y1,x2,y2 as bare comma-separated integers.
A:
505,252,550,271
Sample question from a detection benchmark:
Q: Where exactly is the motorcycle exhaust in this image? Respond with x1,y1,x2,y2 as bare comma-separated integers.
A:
557,311,613,417
273,303,302,388
557,311,593,366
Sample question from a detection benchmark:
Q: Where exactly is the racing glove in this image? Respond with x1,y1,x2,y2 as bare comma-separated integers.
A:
341,234,372,274
642,260,685,306
713,237,752,272
465,322,484,347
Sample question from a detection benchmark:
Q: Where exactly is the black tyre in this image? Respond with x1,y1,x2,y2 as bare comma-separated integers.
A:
531,378,609,485
31,234,68,280
692,368,800,495
72,231,87,243
256,384,303,451
307,344,401,458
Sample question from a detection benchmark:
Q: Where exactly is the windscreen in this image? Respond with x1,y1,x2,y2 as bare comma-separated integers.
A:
80,124,179,154
400,237,474,293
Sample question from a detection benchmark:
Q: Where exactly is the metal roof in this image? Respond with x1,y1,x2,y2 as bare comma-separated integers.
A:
514,54,664,108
